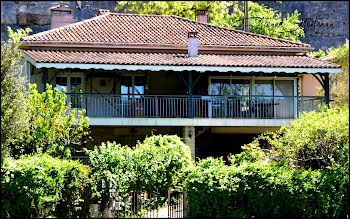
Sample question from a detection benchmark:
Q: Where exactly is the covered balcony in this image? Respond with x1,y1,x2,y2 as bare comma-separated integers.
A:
67,93,325,120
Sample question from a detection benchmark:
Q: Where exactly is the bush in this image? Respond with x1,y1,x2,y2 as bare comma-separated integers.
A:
249,105,349,169
13,84,91,159
185,158,349,218
1,154,91,218
86,134,194,208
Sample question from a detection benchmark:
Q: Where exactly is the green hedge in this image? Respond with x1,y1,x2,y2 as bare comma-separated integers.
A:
1,154,91,218
86,134,194,207
185,158,349,218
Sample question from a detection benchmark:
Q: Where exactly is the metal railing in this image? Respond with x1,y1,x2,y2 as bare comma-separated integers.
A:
67,93,325,119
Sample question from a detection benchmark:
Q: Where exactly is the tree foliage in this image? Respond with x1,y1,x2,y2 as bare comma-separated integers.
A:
308,40,349,106
13,84,91,159
240,105,349,170
115,1,305,42
1,27,32,159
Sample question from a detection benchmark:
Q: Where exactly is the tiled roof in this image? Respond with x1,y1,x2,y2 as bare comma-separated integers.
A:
21,13,311,49
23,49,339,68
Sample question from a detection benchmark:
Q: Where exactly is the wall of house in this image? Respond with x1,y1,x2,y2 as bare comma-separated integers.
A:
148,71,188,94
300,74,322,96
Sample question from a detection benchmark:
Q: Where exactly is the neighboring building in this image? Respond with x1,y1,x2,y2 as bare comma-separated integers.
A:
19,5,340,160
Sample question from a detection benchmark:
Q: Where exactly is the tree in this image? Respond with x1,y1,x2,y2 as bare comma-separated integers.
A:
115,1,305,42
13,84,91,158
308,40,349,106
1,27,32,159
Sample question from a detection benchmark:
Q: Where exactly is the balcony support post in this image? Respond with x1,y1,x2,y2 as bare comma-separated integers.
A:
312,73,330,106
189,71,193,118
324,73,330,106
183,126,195,159
43,68,48,91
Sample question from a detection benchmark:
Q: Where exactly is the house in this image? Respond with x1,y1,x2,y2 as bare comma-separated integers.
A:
19,4,341,160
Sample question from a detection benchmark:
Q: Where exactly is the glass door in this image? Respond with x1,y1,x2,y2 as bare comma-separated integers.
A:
121,75,146,117
231,79,250,117
56,76,83,109
274,80,294,118
253,80,274,118
71,77,83,109
208,79,230,118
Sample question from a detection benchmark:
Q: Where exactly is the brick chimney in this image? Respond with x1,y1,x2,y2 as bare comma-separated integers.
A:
188,32,198,58
196,9,208,23
98,9,110,16
49,3,74,29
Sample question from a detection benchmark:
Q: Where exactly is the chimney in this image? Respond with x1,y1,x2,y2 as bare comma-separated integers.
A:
188,32,198,58
196,9,208,23
49,3,75,29
98,9,110,16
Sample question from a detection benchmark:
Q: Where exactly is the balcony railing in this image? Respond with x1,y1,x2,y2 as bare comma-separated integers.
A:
66,94,325,119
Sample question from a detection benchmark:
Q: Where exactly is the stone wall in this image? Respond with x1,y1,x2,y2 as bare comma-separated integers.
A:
1,1,118,41
256,1,349,51
1,1,349,51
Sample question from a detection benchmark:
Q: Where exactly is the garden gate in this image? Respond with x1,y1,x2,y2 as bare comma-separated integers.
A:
91,187,186,218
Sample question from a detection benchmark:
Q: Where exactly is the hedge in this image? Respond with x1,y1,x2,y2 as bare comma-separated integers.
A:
185,158,349,218
1,154,91,218
86,134,194,208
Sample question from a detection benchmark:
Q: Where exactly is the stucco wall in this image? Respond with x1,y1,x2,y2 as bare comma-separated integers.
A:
300,74,323,96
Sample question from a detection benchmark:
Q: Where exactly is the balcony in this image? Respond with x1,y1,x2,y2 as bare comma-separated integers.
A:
67,94,325,125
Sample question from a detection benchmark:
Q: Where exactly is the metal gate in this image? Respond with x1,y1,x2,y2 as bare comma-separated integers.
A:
168,188,185,218
93,187,186,218
112,188,161,218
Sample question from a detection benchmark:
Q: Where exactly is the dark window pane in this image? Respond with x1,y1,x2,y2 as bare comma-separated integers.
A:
56,77,67,92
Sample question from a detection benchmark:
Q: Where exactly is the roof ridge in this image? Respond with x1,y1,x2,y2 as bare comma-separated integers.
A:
21,13,110,41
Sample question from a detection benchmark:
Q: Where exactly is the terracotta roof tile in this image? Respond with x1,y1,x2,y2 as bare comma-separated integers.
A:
21,13,311,49
23,49,339,68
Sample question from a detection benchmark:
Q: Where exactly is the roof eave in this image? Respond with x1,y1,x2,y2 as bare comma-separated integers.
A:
19,41,313,53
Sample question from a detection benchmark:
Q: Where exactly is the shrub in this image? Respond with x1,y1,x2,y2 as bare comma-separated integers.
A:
133,134,194,190
13,84,91,159
246,105,349,169
1,154,91,218
185,157,349,218
86,134,194,208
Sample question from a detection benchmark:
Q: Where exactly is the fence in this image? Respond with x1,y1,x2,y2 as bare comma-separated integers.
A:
89,187,186,218
67,94,325,119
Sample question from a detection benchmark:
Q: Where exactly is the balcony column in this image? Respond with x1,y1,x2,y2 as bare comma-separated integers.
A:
189,71,193,118
312,73,330,106
43,68,48,91
183,126,195,160
324,73,330,106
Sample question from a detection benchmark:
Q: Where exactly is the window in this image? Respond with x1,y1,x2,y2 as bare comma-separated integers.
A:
121,75,146,97
208,79,251,95
55,76,83,108
56,77,67,92
208,77,297,118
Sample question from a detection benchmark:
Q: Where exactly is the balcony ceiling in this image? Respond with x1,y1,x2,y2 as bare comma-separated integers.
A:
23,49,340,74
